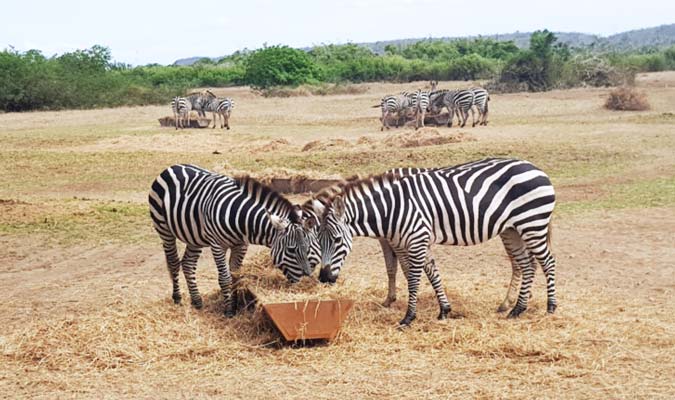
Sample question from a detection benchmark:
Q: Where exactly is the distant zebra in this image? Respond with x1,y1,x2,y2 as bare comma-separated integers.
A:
470,87,490,126
430,89,475,127
171,96,192,129
205,97,235,129
149,164,320,316
186,90,216,118
412,81,438,130
373,94,412,131
312,158,557,326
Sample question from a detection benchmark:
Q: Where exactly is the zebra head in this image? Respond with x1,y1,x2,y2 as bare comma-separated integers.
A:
268,210,320,283
312,195,353,284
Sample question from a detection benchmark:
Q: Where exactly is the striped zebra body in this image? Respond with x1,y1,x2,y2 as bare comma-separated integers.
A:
413,81,437,129
205,97,235,129
377,94,412,131
149,164,320,316
470,87,490,126
312,158,557,326
186,90,216,118
171,96,192,129
431,90,475,127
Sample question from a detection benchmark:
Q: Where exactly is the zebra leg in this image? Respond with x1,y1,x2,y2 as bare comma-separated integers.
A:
460,108,468,128
211,245,235,317
421,254,451,320
397,244,428,327
224,112,230,130
211,112,217,129
523,228,557,314
186,111,191,129
162,238,183,304
229,243,248,271
447,107,454,127
498,229,532,312
181,245,204,309
379,239,398,307
471,106,477,127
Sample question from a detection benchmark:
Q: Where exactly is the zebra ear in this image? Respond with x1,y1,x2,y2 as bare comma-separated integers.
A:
334,195,346,220
267,211,289,231
312,199,325,217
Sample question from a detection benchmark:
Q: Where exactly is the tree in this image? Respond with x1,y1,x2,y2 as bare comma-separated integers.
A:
244,45,320,89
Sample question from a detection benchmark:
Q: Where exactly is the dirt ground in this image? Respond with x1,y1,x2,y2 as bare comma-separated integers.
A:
1,72,674,399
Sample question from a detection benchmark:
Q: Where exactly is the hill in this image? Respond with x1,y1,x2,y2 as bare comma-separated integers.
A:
173,24,675,66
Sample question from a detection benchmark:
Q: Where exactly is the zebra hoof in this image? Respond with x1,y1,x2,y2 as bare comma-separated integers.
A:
398,312,416,327
172,294,182,304
547,303,557,314
224,308,235,318
191,298,204,310
496,303,510,313
437,304,451,320
507,305,526,319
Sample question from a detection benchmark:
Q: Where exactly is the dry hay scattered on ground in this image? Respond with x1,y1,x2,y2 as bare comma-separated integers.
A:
301,138,353,152
605,86,651,111
383,127,475,148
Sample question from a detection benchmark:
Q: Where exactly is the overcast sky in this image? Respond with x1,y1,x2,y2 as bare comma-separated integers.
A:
2,0,673,65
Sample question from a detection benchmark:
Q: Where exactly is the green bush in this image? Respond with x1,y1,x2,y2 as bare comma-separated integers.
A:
244,45,320,89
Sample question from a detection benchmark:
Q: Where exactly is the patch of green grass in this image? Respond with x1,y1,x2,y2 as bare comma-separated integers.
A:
0,199,155,245
558,176,675,214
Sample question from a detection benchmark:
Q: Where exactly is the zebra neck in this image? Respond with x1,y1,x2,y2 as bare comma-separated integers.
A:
343,189,390,239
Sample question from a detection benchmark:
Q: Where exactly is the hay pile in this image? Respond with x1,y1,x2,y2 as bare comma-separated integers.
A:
253,138,291,152
383,128,474,148
233,252,347,305
605,87,650,111
301,138,352,152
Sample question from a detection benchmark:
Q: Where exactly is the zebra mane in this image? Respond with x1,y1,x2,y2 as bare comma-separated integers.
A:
233,176,300,223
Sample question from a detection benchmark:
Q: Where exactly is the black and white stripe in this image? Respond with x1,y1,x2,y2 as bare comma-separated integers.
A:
186,90,216,118
312,158,557,326
171,96,192,129
204,97,235,129
375,94,412,131
149,164,320,316
470,87,490,126
430,89,475,127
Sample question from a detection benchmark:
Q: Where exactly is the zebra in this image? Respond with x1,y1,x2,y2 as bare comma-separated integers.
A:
470,87,490,126
186,90,216,118
430,89,475,128
307,166,529,312
149,164,320,317
204,97,235,129
373,94,413,131
412,81,438,130
311,158,557,326
171,96,192,129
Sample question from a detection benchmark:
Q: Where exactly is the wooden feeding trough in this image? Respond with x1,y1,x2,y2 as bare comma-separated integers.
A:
233,253,355,342
158,116,212,128
263,300,354,342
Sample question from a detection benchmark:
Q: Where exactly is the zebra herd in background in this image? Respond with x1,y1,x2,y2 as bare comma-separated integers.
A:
171,90,235,130
377,82,490,131
150,157,558,327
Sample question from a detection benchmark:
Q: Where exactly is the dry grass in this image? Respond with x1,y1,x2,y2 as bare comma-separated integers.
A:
1,73,675,398
383,127,474,148
605,86,651,111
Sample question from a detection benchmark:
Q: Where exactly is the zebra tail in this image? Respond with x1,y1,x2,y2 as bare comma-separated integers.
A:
371,104,381,108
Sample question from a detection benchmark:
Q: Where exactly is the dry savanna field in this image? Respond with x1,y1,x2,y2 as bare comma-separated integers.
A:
1,72,675,399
